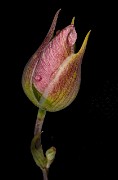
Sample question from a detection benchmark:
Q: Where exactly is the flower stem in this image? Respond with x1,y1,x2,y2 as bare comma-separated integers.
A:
31,108,47,179
42,169,48,180
31,108,56,180
34,108,46,148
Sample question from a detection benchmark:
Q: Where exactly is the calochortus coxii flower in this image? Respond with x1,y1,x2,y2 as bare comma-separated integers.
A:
22,9,91,180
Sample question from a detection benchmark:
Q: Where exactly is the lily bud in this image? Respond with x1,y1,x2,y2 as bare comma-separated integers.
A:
45,147,56,169
22,9,91,112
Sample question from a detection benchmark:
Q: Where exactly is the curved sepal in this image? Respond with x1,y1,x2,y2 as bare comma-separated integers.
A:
22,9,61,107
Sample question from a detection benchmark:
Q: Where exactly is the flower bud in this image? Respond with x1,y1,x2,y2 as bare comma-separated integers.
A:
45,147,56,169
22,9,91,112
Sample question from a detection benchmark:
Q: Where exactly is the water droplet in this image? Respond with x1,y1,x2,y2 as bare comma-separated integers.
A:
34,75,42,81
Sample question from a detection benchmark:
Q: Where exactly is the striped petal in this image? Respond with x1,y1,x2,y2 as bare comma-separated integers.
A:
33,24,77,94
38,31,91,111
22,9,61,107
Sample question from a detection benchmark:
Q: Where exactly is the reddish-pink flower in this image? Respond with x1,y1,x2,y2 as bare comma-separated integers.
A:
22,9,91,112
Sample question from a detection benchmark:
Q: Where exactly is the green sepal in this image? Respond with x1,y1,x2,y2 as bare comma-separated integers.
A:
31,133,47,170
32,84,42,103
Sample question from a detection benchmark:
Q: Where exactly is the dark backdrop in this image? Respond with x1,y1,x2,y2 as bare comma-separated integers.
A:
2,0,118,179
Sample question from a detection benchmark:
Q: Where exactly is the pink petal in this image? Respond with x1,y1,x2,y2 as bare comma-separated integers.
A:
33,25,77,93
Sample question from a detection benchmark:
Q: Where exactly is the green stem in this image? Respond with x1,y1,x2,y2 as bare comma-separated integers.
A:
31,108,56,180
31,108,47,179
34,108,46,148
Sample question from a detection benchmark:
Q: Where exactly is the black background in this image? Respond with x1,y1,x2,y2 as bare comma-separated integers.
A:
2,0,118,179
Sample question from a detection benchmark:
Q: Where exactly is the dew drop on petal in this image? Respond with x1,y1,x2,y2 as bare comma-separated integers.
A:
34,75,42,81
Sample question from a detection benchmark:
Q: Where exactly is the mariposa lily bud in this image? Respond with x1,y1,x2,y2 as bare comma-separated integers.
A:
45,147,56,169
22,9,91,112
